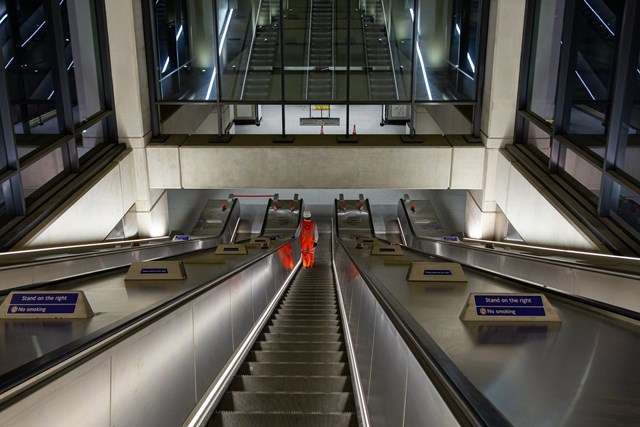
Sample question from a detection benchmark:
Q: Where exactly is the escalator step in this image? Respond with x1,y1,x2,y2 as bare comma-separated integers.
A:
210,411,358,427
248,350,345,363
218,391,355,412
229,375,351,392
262,332,342,342
267,326,340,334
270,319,339,327
273,313,338,321
239,361,349,376
254,341,344,352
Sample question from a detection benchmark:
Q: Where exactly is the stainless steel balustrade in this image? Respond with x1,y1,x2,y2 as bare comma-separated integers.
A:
0,240,300,427
0,199,240,294
397,199,640,313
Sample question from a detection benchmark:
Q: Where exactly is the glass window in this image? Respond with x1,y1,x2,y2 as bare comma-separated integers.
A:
20,147,64,197
616,184,640,235
62,0,105,125
566,0,622,136
526,0,565,121
525,120,551,159
560,145,602,197
620,53,640,181
78,120,106,159
415,0,480,102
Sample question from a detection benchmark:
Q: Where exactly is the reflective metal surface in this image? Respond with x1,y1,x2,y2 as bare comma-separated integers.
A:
0,199,240,294
336,198,375,238
0,239,300,427
261,197,302,238
345,236,640,426
334,242,460,427
398,199,640,313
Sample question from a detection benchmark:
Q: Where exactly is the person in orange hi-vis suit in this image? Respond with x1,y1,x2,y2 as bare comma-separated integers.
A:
296,210,318,268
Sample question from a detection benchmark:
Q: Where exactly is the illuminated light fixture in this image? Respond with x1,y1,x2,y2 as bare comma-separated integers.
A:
409,8,414,21
47,90,55,100
575,70,595,100
456,23,461,35
637,68,640,75
67,60,74,70
161,56,170,73
466,52,475,73
0,14,7,25
176,25,183,41
4,56,14,69
416,42,433,100
206,9,234,100
21,21,46,47
583,0,614,37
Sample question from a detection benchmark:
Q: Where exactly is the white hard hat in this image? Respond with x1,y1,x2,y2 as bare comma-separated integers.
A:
303,210,311,219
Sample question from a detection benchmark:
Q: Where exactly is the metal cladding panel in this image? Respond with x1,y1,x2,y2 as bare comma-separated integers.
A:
229,272,255,348
111,305,196,427
0,357,111,427
366,304,409,427
354,285,377,401
347,279,364,346
404,355,460,427
193,282,233,399
250,261,270,322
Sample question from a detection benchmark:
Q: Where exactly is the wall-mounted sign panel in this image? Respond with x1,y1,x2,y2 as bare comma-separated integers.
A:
125,261,187,281
215,244,248,255
0,291,94,319
460,293,561,323
407,262,467,282
371,245,404,256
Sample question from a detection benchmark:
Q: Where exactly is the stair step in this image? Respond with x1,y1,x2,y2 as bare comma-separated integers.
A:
249,350,345,363
229,375,352,392
262,332,342,342
254,341,344,352
210,411,358,427
218,391,355,413
240,361,349,376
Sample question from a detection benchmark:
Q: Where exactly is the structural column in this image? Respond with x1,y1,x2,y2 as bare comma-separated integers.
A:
467,0,527,239
104,0,169,237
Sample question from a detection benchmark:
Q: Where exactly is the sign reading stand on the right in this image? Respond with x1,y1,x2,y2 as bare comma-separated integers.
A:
460,293,561,323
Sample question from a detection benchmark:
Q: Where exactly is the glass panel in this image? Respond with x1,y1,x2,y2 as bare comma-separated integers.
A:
560,145,602,197
566,0,622,136
4,1,60,135
525,120,551,159
20,146,64,197
384,0,413,101
0,182,7,222
62,0,105,125
526,0,565,121
621,53,640,181
78,120,106,159
616,184,640,235
416,0,480,102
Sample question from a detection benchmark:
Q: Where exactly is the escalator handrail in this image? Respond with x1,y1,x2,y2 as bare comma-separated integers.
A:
334,235,511,427
0,236,296,405
0,200,240,294
398,198,640,278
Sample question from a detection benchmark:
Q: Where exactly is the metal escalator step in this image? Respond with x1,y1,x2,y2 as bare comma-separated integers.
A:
254,341,344,352
210,411,358,427
270,319,339,327
267,325,341,334
277,308,337,315
229,375,351,392
273,315,338,322
262,332,342,342
249,350,345,363
239,361,349,376
218,391,355,413
281,300,336,306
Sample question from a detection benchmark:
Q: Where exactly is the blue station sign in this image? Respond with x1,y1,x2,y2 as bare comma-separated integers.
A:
424,269,452,276
474,295,546,317
7,292,80,315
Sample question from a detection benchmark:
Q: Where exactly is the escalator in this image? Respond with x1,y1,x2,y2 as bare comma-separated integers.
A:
241,0,280,100
361,0,397,101
211,242,357,426
305,0,334,100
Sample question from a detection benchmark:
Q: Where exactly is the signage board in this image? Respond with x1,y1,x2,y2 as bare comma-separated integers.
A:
460,293,561,323
0,291,93,319
125,261,187,281
406,262,467,282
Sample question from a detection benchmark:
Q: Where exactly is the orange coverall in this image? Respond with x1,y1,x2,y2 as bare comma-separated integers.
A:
299,220,318,267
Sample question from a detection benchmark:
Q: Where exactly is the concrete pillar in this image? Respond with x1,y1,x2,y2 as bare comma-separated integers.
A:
105,0,168,237
467,0,526,239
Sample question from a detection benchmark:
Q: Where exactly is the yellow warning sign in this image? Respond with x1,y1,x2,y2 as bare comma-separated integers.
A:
313,105,330,111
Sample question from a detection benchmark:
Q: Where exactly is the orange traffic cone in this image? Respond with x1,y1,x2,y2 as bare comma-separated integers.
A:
352,124,357,135
320,125,324,135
